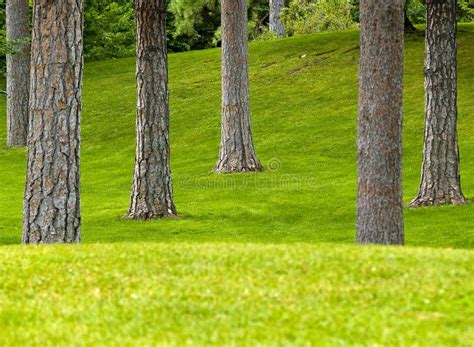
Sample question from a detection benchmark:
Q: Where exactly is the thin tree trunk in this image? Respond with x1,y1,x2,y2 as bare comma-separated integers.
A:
411,0,466,207
216,0,263,173
269,0,285,37
357,0,405,245
6,0,30,147
127,0,177,220
22,0,84,244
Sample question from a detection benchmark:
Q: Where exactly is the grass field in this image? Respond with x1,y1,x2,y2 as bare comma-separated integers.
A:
1,26,473,345
1,243,473,346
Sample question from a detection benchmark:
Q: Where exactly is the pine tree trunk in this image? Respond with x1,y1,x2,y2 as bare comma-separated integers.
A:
357,0,405,245
269,0,285,37
22,0,84,244
6,0,30,147
216,0,263,173
410,0,466,207
127,0,177,220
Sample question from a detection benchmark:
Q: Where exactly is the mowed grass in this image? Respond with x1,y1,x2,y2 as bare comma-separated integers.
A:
0,26,474,247
1,243,473,346
0,27,474,346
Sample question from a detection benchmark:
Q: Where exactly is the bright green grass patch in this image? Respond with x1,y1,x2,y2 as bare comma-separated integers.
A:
1,243,473,346
0,26,474,247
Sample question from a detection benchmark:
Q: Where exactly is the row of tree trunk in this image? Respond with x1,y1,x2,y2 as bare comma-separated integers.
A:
6,0,466,244
10,0,262,243
356,0,466,245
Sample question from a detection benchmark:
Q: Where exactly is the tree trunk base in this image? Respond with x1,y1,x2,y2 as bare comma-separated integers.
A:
126,209,178,221
215,160,264,173
410,194,468,208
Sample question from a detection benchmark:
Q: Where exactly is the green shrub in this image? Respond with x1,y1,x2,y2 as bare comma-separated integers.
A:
458,0,474,22
406,0,474,25
407,0,426,24
281,0,357,36
84,1,135,60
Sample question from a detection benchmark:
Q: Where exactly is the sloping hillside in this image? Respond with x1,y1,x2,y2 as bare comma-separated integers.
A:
2,26,473,247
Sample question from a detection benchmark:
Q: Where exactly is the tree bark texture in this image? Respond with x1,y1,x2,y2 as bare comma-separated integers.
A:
410,0,466,207
216,0,263,173
127,0,177,220
22,0,84,244
357,0,405,245
6,0,30,147
269,0,285,37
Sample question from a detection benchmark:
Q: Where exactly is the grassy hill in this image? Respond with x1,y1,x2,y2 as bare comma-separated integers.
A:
2,27,474,248
0,26,473,345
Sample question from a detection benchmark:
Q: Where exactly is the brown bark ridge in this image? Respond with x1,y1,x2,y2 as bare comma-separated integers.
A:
22,0,84,244
356,0,405,245
6,0,30,147
410,0,467,207
216,0,263,173
269,0,285,38
127,0,177,220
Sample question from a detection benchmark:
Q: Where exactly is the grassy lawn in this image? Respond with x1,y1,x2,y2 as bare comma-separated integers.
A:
0,26,473,345
1,243,473,346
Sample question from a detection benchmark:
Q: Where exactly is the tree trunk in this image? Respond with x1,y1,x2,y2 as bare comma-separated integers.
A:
269,0,285,37
127,0,177,220
6,0,30,147
22,0,84,244
357,0,405,245
410,0,466,207
216,0,263,173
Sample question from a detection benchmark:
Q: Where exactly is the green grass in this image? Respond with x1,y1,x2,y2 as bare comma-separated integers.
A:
1,26,474,345
1,243,473,346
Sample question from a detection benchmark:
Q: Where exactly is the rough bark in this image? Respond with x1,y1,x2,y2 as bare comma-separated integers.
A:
127,0,177,220
410,0,466,207
269,0,285,37
357,0,405,245
216,0,263,173
22,0,84,244
6,0,30,147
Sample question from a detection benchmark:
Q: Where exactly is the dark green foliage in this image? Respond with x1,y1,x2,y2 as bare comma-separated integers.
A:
84,0,135,60
167,0,222,50
0,0,473,64
405,0,474,25
458,0,474,22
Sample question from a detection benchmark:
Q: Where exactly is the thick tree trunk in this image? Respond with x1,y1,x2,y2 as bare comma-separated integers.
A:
269,0,285,37
127,0,177,220
6,0,30,147
216,0,263,173
22,0,84,244
357,0,405,245
410,0,466,207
